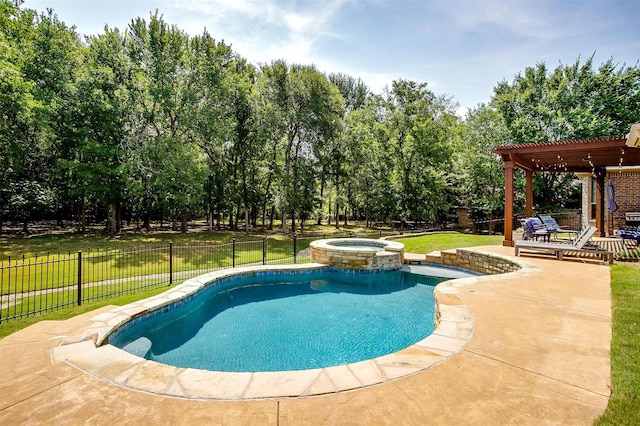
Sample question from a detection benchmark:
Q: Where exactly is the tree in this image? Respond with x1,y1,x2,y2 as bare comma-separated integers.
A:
0,2,42,231
256,61,344,232
380,80,458,230
125,12,209,232
58,27,131,234
1,4,82,232
182,30,236,230
342,96,389,226
492,56,640,210
454,104,510,231
319,73,370,227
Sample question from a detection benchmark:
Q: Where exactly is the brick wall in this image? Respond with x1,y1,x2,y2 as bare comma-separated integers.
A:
606,171,640,232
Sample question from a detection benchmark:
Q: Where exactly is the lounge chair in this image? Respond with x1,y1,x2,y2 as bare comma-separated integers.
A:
515,226,612,264
522,217,551,241
539,214,580,240
619,225,640,246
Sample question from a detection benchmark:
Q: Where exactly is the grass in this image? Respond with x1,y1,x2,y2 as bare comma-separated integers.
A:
1,235,305,295
0,284,171,339
0,230,279,260
594,263,640,425
395,232,504,253
0,223,383,260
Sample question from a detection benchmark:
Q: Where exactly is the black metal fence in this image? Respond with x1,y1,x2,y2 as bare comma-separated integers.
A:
1,236,310,323
2,230,425,323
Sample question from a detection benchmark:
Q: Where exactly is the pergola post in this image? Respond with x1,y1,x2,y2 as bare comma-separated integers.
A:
503,160,514,247
525,170,533,218
595,168,606,237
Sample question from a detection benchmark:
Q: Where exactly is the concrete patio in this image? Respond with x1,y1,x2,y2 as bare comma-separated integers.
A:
0,245,611,425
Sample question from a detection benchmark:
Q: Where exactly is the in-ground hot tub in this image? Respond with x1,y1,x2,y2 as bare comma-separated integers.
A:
310,238,404,270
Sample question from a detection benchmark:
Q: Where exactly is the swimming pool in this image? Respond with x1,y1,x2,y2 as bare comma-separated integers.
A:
58,250,527,399
110,269,446,372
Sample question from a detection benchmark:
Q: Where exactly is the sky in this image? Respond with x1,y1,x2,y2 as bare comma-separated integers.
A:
23,0,640,116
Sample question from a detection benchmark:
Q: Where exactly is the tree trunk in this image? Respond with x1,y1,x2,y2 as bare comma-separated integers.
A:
143,211,151,232
317,180,325,225
235,208,241,230
281,209,287,233
244,208,249,233
108,202,117,238
79,198,86,233
116,203,122,232
344,206,347,226
252,206,258,226
208,210,213,231
22,218,28,234
181,211,188,233
269,205,275,230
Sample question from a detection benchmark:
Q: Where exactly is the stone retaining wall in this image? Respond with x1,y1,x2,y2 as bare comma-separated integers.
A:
425,248,520,275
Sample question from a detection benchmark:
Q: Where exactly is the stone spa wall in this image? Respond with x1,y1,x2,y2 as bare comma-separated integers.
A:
309,238,405,271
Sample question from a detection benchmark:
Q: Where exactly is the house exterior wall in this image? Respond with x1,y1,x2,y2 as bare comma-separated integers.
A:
606,169,640,234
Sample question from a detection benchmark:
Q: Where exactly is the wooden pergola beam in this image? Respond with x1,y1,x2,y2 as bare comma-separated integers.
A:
492,135,638,245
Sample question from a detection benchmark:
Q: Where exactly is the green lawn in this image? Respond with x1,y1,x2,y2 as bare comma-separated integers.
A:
395,232,503,253
0,285,171,338
1,235,302,293
0,224,382,260
595,263,640,425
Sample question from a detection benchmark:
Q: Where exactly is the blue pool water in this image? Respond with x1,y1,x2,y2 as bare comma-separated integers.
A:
111,269,448,372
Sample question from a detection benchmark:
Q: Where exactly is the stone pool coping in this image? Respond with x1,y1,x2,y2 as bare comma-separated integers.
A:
52,251,541,400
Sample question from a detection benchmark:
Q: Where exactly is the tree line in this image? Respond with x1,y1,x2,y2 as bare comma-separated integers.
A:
2,2,639,236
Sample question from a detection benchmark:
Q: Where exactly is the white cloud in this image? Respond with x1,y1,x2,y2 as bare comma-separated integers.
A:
432,0,577,41
176,0,346,65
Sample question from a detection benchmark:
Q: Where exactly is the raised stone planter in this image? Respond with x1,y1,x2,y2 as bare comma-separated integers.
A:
309,238,404,271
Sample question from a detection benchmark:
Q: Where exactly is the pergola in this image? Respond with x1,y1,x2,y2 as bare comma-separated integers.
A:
492,136,640,246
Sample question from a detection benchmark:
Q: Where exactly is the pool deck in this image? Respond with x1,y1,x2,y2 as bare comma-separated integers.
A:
0,245,611,424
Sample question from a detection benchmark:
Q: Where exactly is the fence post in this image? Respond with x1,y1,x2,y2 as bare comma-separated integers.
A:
262,236,266,265
169,242,173,285
232,238,236,268
77,251,82,306
293,233,297,264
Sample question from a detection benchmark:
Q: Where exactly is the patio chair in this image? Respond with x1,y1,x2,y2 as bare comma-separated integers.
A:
619,225,640,246
539,214,580,240
522,217,551,241
515,226,612,264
